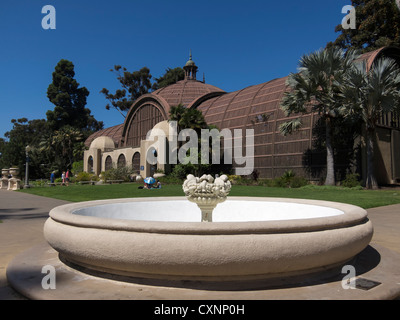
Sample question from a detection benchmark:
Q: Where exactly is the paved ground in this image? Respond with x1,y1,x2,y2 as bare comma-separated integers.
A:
0,188,399,300
0,189,69,300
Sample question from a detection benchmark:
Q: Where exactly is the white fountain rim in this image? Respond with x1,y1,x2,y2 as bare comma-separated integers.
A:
48,197,368,235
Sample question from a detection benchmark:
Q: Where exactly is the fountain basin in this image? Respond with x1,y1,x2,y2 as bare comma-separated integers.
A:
44,197,373,286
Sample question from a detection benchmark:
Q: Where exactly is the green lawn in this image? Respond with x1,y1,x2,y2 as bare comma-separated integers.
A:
18,182,400,209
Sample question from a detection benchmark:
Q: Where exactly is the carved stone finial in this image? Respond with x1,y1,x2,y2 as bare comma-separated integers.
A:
183,174,231,222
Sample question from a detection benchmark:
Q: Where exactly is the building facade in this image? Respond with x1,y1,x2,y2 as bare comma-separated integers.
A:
84,47,400,184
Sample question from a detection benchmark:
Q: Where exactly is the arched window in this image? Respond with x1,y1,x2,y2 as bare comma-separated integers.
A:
88,156,94,173
105,156,113,171
132,152,140,174
117,154,126,168
126,104,165,147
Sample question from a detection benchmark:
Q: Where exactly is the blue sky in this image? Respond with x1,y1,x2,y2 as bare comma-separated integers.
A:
0,0,350,138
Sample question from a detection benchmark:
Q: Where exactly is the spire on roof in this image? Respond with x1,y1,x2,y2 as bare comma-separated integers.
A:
183,50,198,80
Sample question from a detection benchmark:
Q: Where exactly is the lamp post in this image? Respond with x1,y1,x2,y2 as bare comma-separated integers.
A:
24,145,31,189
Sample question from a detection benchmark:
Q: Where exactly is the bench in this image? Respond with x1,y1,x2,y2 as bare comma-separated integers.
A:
106,180,124,184
48,182,65,187
78,181,96,186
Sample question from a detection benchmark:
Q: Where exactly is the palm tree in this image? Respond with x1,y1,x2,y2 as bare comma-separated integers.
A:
39,126,83,171
280,47,359,186
340,58,400,189
169,104,207,133
168,104,187,133
180,108,208,134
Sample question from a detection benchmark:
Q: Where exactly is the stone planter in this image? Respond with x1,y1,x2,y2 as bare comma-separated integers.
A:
0,169,9,189
9,167,19,179
2,169,9,179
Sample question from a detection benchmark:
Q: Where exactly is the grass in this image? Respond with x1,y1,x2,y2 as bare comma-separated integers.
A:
18,182,400,209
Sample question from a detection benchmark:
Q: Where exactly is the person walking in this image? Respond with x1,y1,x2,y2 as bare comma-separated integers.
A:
61,171,65,186
50,171,55,186
65,169,70,186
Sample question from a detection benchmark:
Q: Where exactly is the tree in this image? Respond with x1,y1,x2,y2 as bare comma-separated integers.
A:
100,66,153,117
152,67,185,90
280,47,359,186
328,0,400,53
39,125,84,172
0,118,51,179
340,57,400,189
168,105,215,176
168,104,208,134
46,59,103,135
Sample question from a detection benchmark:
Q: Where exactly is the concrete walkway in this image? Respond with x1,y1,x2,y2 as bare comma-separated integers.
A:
0,189,69,299
0,189,399,300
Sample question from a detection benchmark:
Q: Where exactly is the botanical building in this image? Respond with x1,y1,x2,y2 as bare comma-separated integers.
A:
84,47,400,184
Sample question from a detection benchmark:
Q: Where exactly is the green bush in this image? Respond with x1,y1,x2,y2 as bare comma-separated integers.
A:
157,175,183,185
289,176,309,188
171,164,195,180
341,173,361,188
271,170,308,188
31,179,47,187
271,177,287,188
104,167,132,182
76,171,93,182
72,161,84,175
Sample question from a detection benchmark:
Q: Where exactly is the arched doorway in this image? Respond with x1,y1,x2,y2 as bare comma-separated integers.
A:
132,152,140,174
117,154,126,168
88,156,94,173
105,156,113,171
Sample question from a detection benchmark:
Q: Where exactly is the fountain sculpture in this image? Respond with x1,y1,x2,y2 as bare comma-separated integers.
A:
183,174,231,222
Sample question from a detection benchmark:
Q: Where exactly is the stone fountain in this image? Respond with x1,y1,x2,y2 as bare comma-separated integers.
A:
8,174,400,299
40,175,373,288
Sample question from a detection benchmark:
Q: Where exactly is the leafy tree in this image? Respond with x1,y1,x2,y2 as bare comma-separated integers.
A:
280,47,359,186
101,66,186,117
46,59,103,135
152,67,185,90
340,57,400,189
327,0,400,53
168,105,223,176
100,66,153,117
39,125,84,172
0,118,51,178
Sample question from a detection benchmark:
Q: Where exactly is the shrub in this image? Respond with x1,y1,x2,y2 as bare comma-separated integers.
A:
104,167,132,182
171,164,195,180
250,170,260,181
289,176,309,188
228,175,242,185
341,173,361,188
72,161,83,175
76,171,93,182
271,170,308,188
157,175,183,185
